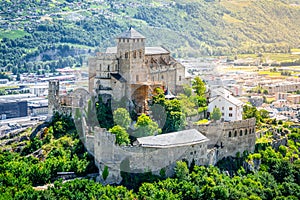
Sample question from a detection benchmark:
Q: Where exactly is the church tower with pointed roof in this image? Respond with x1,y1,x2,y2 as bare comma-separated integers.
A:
88,27,189,114
116,27,148,84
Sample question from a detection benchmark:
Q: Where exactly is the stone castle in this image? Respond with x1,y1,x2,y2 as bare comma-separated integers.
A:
48,28,256,185
88,27,189,114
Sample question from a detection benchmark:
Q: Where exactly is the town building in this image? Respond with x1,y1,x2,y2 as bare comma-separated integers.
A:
0,100,28,119
208,87,243,121
262,82,300,94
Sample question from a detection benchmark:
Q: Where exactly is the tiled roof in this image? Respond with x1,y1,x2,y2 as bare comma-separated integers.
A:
136,129,209,148
210,87,243,106
117,27,145,39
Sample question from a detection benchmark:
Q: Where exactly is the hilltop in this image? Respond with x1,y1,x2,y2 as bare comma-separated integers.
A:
0,0,300,72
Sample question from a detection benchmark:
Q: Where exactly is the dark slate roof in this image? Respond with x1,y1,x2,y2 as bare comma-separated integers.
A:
111,73,127,83
117,27,145,39
136,129,209,148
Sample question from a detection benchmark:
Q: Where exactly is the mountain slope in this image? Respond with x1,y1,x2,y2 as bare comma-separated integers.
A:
0,0,299,71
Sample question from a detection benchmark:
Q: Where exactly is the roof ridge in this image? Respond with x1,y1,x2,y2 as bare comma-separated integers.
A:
117,27,145,39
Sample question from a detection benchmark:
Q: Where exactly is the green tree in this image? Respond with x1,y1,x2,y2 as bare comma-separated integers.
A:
211,107,222,121
152,89,186,133
96,97,113,129
243,104,265,123
175,161,189,181
134,114,161,138
102,166,109,181
192,76,206,96
113,108,131,129
109,125,130,145
183,84,192,97
152,87,166,106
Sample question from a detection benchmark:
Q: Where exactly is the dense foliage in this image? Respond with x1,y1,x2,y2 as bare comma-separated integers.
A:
0,113,97,199
1,112,300,199
113,108,131,130
134,114,162,138
109,125,130,145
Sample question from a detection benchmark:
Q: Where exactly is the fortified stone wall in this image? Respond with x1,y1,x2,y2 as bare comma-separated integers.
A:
92,127,209,184
192,118,256,160
87,119,256,184
120,141,209,177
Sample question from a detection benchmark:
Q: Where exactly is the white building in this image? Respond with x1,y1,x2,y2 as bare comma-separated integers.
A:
208,88,243,121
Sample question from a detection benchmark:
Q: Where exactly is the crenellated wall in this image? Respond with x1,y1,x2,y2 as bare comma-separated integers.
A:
84,118,257,184
91,127,209,185
191,118,256,160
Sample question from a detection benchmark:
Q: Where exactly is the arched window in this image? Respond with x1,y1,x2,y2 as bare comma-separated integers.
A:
234,131,237,137
240,130,243,136
125,52,128,59
139,51,142,58
245,129,248,135
252,128,255,134
133,50,137,58
249,129,252,134
228,131,232,137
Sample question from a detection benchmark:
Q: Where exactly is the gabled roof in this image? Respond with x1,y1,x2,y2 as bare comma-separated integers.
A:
210,87,232,98
210,94,243,106
136,129,209,148
209,87,243,106
117,27,145,39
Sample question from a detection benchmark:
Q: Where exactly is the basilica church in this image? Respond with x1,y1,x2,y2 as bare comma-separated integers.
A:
88,27,189,114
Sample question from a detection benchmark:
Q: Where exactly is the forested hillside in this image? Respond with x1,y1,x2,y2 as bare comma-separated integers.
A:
0,0,300,72
1,113,300,199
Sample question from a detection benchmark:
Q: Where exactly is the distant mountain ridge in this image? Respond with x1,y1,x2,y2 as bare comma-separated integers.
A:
0,0,299,71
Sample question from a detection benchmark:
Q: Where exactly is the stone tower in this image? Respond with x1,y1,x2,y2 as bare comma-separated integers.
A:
116,27,148,84
48,80,60,115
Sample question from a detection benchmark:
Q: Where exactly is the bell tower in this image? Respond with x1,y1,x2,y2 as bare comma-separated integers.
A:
116,27,147,84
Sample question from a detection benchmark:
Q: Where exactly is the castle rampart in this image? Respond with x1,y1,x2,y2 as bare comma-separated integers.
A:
191,118,256,159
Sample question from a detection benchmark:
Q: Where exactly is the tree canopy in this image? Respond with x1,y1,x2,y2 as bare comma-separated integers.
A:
134,114,162,138
109,125,130,145
211,107,222,121
113,108,131,130
192,76,206,97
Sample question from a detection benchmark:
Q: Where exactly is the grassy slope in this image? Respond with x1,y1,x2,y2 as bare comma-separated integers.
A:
108,0,300,56
0,0,300,59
